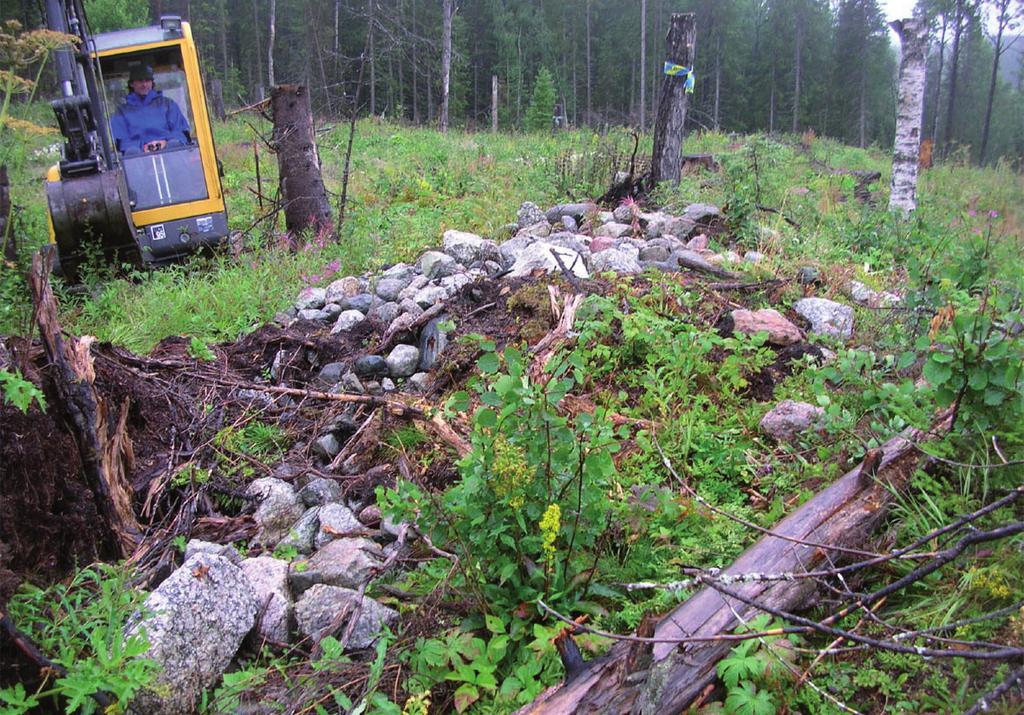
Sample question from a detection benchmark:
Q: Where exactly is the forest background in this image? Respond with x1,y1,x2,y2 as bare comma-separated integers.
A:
2,0,1022,168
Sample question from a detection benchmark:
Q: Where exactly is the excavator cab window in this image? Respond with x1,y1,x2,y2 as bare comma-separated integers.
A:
99,48,208,211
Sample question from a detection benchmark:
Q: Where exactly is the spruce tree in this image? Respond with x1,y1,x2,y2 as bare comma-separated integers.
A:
524,67,556,131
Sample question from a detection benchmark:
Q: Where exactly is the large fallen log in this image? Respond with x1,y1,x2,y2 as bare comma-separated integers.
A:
519,420,945,714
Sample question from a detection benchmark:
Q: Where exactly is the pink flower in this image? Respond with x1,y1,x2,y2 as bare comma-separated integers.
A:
967,209,977,217
989,210,999,219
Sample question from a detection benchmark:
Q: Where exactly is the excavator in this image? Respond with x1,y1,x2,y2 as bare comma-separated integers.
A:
43,0,227,280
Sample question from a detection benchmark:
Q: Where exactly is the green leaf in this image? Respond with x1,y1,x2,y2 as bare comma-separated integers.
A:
897,351,917,370
928,350,954,364
475,408,498,428
453,683,480,713
983,388,1006,406
485,614,507,635
477,352,500,374
967,369,989,391
922,358,952,386
448,391,471,412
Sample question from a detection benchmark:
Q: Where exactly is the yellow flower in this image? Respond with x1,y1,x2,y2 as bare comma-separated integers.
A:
490,435,532,509
539,503,561,563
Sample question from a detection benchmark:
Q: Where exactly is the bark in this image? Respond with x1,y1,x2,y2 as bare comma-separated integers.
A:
369,0,376,116
252,0,264,101
440,0,455,132
942,0,965,156
412,0,420,124
586,0,592,124
28,252,141,558
713,34,721,131
517,422,942,714
640,0,647,130
792,11,803,134
889,18,929,215
271,85,333,239
267,0,276,87
218,0,228,81
651,13,696,185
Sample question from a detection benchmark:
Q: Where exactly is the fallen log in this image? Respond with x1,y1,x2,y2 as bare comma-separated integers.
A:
518,419,946,714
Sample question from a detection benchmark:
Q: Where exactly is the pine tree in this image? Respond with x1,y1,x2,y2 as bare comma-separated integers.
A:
524,66,556,131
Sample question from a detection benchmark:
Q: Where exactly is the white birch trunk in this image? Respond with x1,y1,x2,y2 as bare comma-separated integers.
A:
889,17,929,216
267,0,276,87
439,0,455,132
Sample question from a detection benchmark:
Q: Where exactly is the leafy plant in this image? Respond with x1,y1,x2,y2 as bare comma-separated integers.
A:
0,564,158,714
0,367,45,412
714,615,800,715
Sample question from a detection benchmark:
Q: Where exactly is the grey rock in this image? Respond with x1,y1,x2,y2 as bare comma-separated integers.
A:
413,284,450,308
612,204,635,223
518,220,552,238
597,210,615,223
363,381,382,395
339,293,374,314
483,260,504,275
312,434,341,461
322,303,343,319
546,232,590,256
508,242,589,279
686,234,710,251
759,400,826,442
594,221,632,239
684,202,722,223
381,377,396,392
639,245,671,263
443,230,499,264
314,503,364,549
561,215,578,232
498,233,538,265
276,507,320,555
358,505,382,526
340,371,365,394
407,372,431,392
247,478,305,547
239,556,293,644
794,298,855,340
316,362,346,386
375,278,407,302
386,344,421,378
848,281,901,308
418,251,458,280
591,248,643,274
183,539,242,566
297,308,329,322
294,585,398,650
439,272,472,293
796,266,821,285
299,478,343,507
544,202,597,224
295,287,327,311
670,249,725,275
419,317,449,371
398,275,431,301
324,277,361,305
381,262,417,284
289,538,386,594
331,310,366,333
129,554,256,715
744,251,765,264
517,201,547,228
367,301,401,326
270,350,285,382
399,298,424,318
353,355,388,378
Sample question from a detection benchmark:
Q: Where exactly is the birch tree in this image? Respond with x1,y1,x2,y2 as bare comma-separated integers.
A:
889,17,929,215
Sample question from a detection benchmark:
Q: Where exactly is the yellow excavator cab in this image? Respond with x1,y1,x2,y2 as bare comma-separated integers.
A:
45,13,227,280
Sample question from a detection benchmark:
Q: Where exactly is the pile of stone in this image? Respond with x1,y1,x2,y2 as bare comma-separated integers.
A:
130,474,401,714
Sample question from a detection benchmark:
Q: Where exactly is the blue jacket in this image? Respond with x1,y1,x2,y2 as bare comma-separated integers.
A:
110,90,190,153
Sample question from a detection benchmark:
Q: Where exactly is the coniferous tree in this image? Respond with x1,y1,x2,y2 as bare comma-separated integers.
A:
524,66,556,131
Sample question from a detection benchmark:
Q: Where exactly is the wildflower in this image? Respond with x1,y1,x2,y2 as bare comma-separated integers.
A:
989,210,999,219
490,435,532,509
539,503,561,564
968,209,977,217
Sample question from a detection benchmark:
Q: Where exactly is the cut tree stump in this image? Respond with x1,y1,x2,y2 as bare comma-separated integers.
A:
271,84,333,239
518,419,946,714
28,251,140,557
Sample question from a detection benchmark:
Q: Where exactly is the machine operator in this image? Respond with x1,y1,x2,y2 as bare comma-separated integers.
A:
109,64,190,154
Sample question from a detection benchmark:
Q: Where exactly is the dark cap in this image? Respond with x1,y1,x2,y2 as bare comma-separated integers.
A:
128,64,154,82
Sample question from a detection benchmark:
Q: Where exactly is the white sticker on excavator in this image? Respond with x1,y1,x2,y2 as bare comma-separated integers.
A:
151,224,166,241
197,216,213,233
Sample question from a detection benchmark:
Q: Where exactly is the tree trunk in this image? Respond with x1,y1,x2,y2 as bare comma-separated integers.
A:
929,12,947,142
889,17,929,215
440,0,455,132
492,74,499,132
209,78,225,120
713,34,720,131
0,165,12,264
858,64,867,148
369,0,376,116
517,422,942,714
218,0,228,81
792,12,803,134
979,0,1011,165
586,0,592,124
252,0,264,101
640,0,647,130
28,252,141,559
769,64,776,134
267,0,276,87
651,13,696,185
412,0,420,124
942,0,964,156
271,85,332,239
